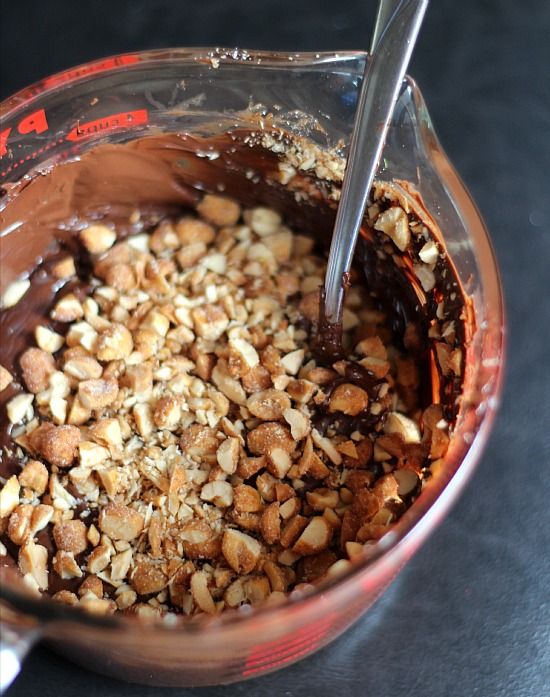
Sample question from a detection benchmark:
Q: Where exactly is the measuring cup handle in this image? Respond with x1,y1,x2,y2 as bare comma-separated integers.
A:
0,623,39,694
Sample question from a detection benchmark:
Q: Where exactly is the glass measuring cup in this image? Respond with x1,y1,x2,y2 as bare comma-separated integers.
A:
0,48,504,688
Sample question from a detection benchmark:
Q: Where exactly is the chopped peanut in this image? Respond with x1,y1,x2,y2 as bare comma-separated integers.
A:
0,189,459,618
222,529,261,574
99,503,144,541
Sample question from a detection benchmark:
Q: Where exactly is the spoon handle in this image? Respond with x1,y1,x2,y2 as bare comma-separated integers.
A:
322,0,429,325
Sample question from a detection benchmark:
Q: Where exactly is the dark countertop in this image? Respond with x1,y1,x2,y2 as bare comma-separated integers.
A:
1,1,549,696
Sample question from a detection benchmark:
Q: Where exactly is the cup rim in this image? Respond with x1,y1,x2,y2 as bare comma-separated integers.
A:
0,49,506,635
0,47,368,120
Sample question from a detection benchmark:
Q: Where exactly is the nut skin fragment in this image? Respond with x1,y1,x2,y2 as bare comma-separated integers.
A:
29,423,81,468
53,520,88,555
20,348,55,393
329,384,369,416
99,502,144,541
222,528,261,574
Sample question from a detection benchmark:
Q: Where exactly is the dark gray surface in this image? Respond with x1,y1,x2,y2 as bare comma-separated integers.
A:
1,1,549,695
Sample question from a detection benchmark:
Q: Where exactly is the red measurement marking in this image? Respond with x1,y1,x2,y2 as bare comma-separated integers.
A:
18,108,49,136
0,128,12,158
65,109,148,142
1,109,48,159
42,55,139,87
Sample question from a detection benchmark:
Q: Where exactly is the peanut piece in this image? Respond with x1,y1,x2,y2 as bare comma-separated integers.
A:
328,384,369,416
200,480,234,508
222,529,261,574
293,516,332,556
78,378,118,409
2,278,30,308
35,326,64,353
51,293,84,322
96,324,133,361
197,194,241,227
374,206,411,252
53,520,88,554
18,540,49,589
247,389,291,420
18,460,48,495
0,365,13,392
383,412,421,443
247,422,295,456
216,437,240,474
80,224,116,254
0,475,20,518
29,423,81,467
99,502,144,541
20,347,55,393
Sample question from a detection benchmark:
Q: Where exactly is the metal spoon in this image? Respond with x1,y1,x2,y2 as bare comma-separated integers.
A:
320,0,429,352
